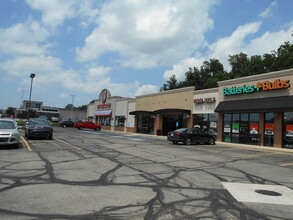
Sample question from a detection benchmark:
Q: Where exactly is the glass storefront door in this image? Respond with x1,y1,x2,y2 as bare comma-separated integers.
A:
264,113,274,147
162,114,187,135
223,113,259,146
137,115,154,134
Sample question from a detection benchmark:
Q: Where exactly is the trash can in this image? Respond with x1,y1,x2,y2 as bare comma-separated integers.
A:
157,129,162,136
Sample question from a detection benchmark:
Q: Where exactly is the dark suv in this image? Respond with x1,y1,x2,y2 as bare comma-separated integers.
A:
25,118,53,140
60,120,75,128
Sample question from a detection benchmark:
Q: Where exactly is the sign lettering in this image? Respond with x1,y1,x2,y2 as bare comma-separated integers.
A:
223,79,290,96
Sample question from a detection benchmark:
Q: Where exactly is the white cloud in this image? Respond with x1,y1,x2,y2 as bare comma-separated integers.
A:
163,21,293,79
259,1,277,18
76,0,216,68
58,93,69,99
26,0,100,29
135,85,159,96
163,57,205,81
0,19,51,56
208,22,261,68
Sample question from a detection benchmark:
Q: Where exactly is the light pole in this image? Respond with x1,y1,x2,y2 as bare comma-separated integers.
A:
28,73,36,119
70,95,75,120
19,89,26,108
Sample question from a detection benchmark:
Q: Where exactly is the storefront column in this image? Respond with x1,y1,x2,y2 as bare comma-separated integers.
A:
134,116,137,133
187,114,193,128
274,112,283,148
217,113,223,142
154,114,163,135
259,113,265,146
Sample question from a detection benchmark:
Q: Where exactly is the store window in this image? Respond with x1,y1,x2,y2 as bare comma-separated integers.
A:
223,113,259,145
115,116,126,127
223,114,232,142
98,116,111,126
193,113,217,137
283,112,293,149
264,113,274,147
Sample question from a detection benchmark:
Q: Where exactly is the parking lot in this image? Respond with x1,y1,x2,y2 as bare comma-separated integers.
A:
0,127,293,220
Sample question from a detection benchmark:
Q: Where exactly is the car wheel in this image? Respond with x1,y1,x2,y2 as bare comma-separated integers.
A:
80,126,84,130
172,141,178,144
48,134,53,140
97,127,101,131
14,143,20,149
208,138,215,145
63,125,66,128
184,138,191,145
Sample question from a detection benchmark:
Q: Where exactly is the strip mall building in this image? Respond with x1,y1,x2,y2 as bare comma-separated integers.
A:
87,68,293,149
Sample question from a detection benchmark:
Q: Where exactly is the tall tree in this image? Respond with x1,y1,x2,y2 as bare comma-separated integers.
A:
228,52,251,78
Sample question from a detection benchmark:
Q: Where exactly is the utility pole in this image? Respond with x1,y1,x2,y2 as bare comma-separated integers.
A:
70,95,76,120
20,89,26,108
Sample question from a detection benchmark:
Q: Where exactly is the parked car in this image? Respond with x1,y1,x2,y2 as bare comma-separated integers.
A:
25,118,53,140
167,128,215,145
51,117,59,122
60,120,75,128
0,118,20,148
74,121,101,131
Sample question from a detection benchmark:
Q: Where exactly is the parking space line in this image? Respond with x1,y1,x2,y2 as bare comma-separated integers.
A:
230,152,284,158
279,163,293,167
55,139,81,150
20,136,32,151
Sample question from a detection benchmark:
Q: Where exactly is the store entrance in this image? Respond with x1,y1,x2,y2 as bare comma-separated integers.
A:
137,115,154,134
162,114,187,136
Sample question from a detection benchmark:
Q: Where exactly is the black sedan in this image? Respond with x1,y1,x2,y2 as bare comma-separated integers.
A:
60,120,75,128
167,128,215,145
25,118,53,140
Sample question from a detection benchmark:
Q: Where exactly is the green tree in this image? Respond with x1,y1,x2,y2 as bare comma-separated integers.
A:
228,52,251,78
160,75,179,91
65,104,75,110
5,107,15,116
76,105,87,111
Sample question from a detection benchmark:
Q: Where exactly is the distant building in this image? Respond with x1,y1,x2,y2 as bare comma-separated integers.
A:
17,100,87,121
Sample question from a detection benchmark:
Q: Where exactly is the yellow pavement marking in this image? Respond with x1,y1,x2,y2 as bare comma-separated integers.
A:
230,152,284,158
279,163,293,167
21,136,32,151
55,138,81,150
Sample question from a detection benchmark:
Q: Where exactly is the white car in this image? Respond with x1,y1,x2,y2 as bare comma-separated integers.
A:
0,118,20,148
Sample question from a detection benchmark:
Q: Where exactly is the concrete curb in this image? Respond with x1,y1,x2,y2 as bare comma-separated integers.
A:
216,141,293,154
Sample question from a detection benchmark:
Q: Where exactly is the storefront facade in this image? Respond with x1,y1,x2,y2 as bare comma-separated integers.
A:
87,69,293,150
193,88,218,137
215,69,293,149
87,89,135,131
130,87,195,135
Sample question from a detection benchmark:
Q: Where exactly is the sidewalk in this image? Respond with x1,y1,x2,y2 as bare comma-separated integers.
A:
101,129,293,154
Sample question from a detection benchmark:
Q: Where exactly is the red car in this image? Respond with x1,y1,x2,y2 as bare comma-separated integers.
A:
74,121,101,131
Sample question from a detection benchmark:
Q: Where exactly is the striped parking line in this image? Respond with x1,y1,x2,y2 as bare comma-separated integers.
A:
55,138,81,150
21,136,32,151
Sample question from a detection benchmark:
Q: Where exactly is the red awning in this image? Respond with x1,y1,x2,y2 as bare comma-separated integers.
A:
94,110,112,116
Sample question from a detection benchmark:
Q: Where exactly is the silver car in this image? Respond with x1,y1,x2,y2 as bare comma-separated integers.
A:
0,118,20,148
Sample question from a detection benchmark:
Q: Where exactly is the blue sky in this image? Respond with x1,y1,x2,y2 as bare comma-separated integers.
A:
0,0,292,110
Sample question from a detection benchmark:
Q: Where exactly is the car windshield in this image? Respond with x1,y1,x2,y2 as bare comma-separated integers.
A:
0,121,16,129
30,119,50,126
175,128,188,133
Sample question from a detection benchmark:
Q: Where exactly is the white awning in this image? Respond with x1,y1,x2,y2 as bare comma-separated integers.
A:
95,110,112,116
